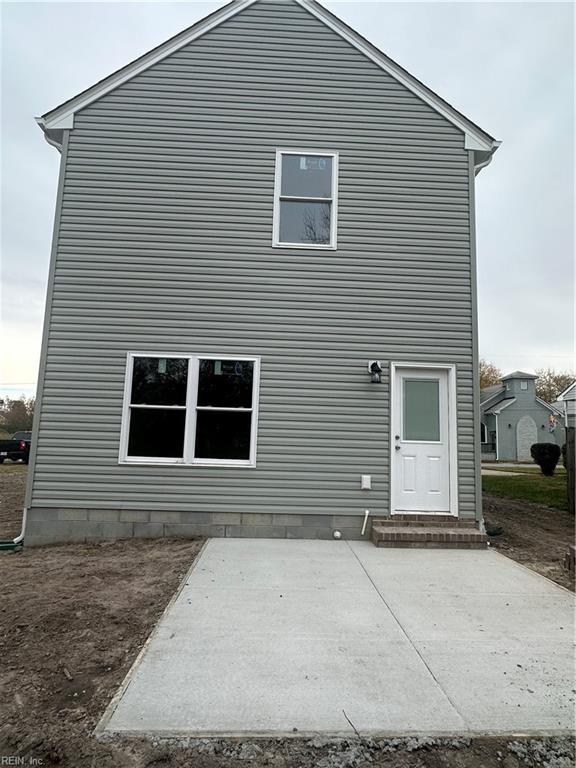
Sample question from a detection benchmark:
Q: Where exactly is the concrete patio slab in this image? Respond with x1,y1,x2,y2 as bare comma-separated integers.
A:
100,539,575,738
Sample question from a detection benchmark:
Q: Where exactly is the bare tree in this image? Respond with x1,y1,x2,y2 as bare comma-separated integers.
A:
479,360,502,390
0,397,35,434
535,368,574,403
302,204,331,244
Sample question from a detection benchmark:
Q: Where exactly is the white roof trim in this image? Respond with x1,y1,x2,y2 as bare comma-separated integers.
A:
479,387,505,409
489,398,516,415
38,0,498,155
39,0,258,130
536,396,564,416
295,0,495,152
556,381,576,400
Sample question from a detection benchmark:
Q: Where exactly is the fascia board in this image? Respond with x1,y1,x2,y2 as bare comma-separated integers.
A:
39,0,499,156
295,0,497,153
40,0,257,130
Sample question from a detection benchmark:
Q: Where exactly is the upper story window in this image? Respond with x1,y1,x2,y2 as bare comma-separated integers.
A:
520,381,528,390
273,150,338,249
120,353,260,466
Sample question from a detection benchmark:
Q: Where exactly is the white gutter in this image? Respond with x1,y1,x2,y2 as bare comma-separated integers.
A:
474,142,501,175
36,118,63,152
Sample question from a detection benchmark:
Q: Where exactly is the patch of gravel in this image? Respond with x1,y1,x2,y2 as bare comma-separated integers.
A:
507,738,575,768
135,735,575,768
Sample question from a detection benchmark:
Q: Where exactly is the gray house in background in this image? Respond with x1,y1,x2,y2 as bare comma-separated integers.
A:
480,372,565,461
25,0,499,545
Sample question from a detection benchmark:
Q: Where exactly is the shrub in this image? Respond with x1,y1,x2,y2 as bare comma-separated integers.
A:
530,443,561,476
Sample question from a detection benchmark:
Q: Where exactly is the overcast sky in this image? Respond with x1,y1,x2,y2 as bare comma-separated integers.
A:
1,0,574,398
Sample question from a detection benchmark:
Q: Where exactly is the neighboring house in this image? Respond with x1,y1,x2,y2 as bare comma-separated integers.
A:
26,0,499,545
480,372,565,461
554,381,576,426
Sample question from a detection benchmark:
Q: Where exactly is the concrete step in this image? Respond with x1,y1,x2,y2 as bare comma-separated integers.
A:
371,524,488,549
372,516,478,529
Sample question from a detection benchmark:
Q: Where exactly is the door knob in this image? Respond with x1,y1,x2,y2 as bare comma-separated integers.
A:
395,445,401,451
395,435,400,440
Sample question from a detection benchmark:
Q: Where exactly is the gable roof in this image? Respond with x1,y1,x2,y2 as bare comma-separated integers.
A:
556,381,576,400
485,397,516,415
480,384,504,403
536,397,564,417
37,0,499,166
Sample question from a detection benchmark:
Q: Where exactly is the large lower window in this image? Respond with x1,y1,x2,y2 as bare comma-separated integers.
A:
120,354,260,466
273,149,338,249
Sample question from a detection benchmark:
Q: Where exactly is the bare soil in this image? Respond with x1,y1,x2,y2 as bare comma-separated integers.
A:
0,538,204,767
0,463,27,539
483,495,575,591
0,470,573,766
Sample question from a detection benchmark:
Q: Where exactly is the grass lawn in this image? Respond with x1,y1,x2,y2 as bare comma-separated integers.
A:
482,472,568,510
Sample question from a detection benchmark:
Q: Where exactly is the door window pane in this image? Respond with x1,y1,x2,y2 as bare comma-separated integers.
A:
280,155,333,198
128,408,186,458
195,411,252,460
279,201,331,244
403,379,440,441
131,357,188,406
197,360,254,408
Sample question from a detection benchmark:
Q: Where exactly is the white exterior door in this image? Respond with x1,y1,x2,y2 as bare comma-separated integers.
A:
392,367,451,514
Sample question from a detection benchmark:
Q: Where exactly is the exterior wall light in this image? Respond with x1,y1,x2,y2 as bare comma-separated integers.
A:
368,360,382,383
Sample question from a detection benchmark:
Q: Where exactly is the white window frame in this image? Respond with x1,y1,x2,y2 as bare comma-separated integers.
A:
272,148,339,250
520,380,528,390
119,352,261,467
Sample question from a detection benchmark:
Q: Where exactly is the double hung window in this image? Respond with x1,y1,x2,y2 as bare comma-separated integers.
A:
273,150,338,248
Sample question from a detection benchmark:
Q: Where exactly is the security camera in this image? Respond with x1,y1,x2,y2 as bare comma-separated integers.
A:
368,360,382,383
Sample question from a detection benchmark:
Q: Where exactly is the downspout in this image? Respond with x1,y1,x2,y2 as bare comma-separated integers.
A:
6,127,71,551
468,150,483,523
495,413,499,461
0,509,27,551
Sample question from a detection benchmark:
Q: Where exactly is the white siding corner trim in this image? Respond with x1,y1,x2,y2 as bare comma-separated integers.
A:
272,149,339,250
389,361,459,517
119,352,261,468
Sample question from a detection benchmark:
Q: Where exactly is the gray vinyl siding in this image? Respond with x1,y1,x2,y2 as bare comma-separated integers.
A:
29,0,478,518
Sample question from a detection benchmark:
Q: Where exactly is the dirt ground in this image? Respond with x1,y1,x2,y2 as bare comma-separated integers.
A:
0,538,204,767
0,469,574,767
483,495,575,591
0,463,27,539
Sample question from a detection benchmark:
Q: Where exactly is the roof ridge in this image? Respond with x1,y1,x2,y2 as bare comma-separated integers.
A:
37,0,499,163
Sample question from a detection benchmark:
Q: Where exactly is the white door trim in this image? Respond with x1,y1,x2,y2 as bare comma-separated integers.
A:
390,361,459,517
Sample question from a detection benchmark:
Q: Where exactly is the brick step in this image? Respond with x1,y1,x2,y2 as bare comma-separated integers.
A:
372,518,478,529
375,541,488,550
371,524,488,549
377,514,469,523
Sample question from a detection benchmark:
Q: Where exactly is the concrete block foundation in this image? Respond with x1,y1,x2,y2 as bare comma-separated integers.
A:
24,507,374,546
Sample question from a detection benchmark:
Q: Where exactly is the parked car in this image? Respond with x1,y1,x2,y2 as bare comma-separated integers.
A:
0,431,31,464
11,431,32,442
